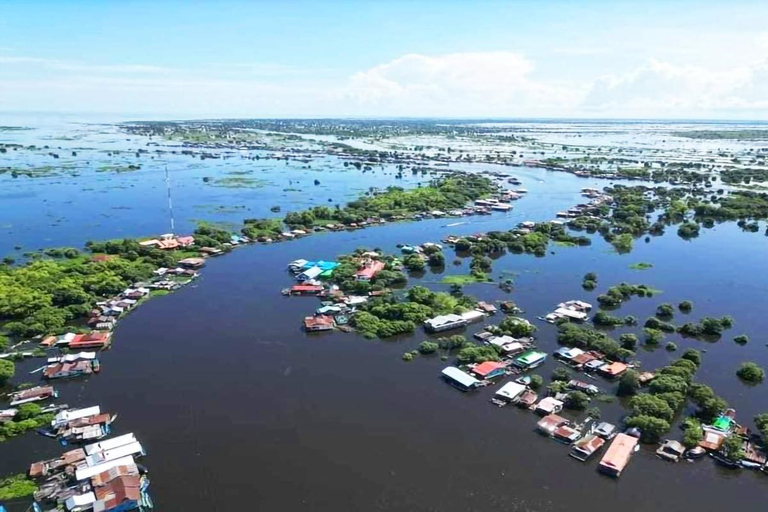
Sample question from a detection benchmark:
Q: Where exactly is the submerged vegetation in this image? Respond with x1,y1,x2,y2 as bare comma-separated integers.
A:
596,282,659,308
0,473,37,500
0,404,54,443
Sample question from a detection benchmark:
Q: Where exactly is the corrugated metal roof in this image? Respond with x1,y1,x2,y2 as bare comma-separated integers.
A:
441,367,480,388
495,382,526,400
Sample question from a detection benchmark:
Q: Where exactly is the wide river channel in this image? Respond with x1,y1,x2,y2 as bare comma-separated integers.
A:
2,118,767,511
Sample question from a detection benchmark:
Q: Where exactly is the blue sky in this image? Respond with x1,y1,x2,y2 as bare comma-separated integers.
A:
1,0,768,119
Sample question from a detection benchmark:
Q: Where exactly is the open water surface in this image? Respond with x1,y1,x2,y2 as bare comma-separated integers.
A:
1,116,768,511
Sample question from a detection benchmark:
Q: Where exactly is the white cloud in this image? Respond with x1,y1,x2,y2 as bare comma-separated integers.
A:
582,58,768,117
343,52,583,117
2,49,768,118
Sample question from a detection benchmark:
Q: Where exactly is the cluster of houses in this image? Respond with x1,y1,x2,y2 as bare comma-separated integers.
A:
555,190,613,219
473,188,527,212
543,300,592,323
43,405,116,444
439,313,768,476
42,332,113,351
138,233,195,251
288,259,341,282
283,254,393,332
41,352,101,380
30,432,152,511
440,352,647,476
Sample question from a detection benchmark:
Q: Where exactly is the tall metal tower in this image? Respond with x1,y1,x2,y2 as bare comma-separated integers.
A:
165,165,175,233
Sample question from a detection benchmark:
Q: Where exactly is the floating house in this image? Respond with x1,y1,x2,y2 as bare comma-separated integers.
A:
441,366,480,391
570,434,605,461
476,302,497,315
494,382,526,403
599,433,639,477
43,358,100,380
598,361,628,379
567,379,600,395
584,359,607,372
571,351,599,368
488,336,526,356
51,406,114,443
553,424,582,444
69,331,112,350
52,406,102,429
65,491,96,512
30,448,86,478
638,371,656,385
286,284,324,296
512,350,547,370
288,259,309,272
297,266,324,282
460,310,486,324
537,414,569,436
0,408,18,422
424,314,467,333
656,440,686,462
10,385,57,406
594,422,617,440
178,257,205,269
553,347,585,362
518,389,538,408
559,300,592,312
547,308,588,322
699,427,727,451
93,474,150,512
471,361,507,380
535,397,564,416
303,315,335,332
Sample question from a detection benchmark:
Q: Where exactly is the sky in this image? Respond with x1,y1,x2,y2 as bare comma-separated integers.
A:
1,0,768,120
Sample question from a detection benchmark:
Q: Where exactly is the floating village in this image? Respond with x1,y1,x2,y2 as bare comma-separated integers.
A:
280,242,768,478
3,121,768,510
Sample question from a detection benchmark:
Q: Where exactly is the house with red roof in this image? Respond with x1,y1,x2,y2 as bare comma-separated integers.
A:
355,260,386,281
303,315,335,332
470,361,508,380
69,331,112,350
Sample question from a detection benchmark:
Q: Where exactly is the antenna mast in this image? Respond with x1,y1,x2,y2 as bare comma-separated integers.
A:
165,165,175,233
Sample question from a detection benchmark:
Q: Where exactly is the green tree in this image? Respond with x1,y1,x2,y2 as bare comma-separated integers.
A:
649,375,689,395
624,415,671,443
722,433,744,460
418,341,438,354
682,418,704,448
644,328,664,345
565,391,590,410
15,403,41,421
427,251,445,267
736,362,765,383
734,335,749,345
617,369,640,396
551,367,571,382
681,348,702,367
403,254,426,272
678,300,693,313
754,413,768,440
529,374,544,390
0,359,14,385
497,317,536,337
628,394,675,422
656,303,675,318
619,333,638,350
